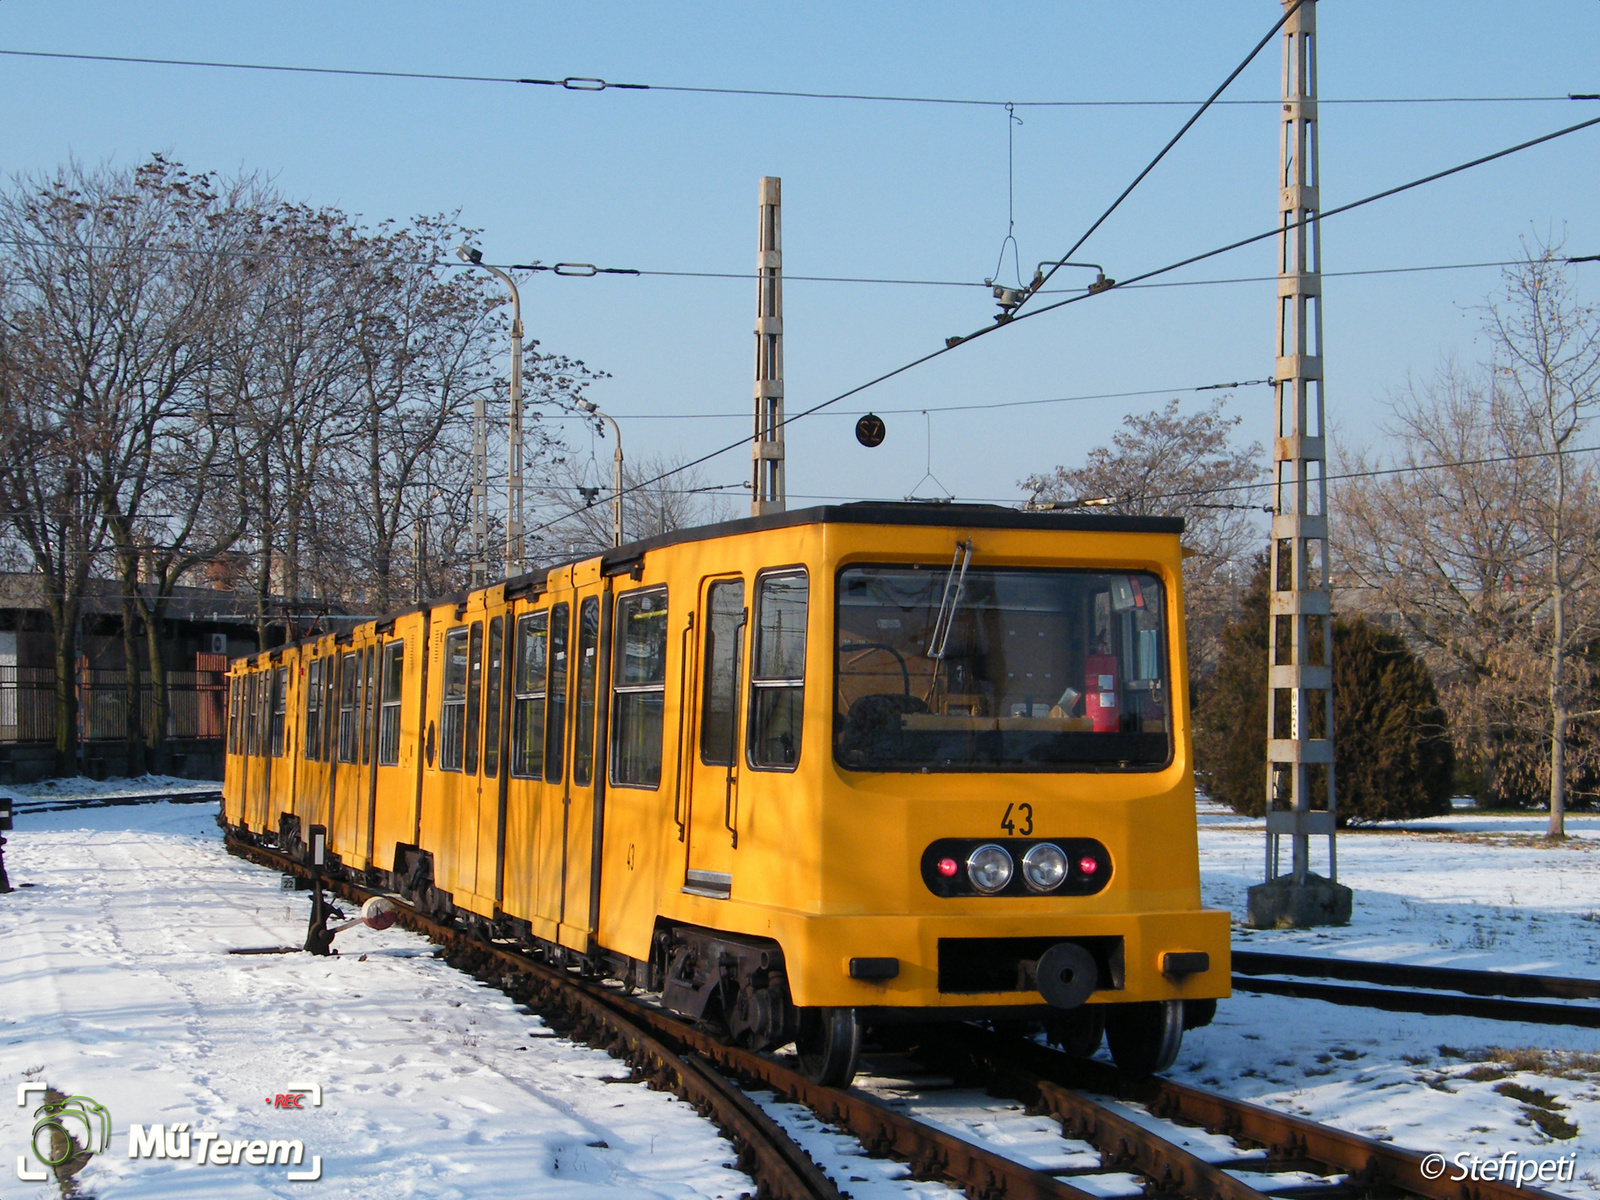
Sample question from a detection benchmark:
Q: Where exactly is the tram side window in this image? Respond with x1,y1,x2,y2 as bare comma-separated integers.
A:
361,646,375,766
270,667,287,757
304,660,322,761
338,652,359,763
321,654,338,761
464,622,484,776
511,613,548,778
243,675,254,756
440,628,469,771
545,605,569,783
252,672,267,756
227,679,239,754
483,617,504,778
611,588,668,788
748,570,807,770
572,597,600,787
378,641,404,766
699,580,745,767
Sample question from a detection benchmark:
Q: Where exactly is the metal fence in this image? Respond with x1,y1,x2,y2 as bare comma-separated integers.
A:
0,665,227,744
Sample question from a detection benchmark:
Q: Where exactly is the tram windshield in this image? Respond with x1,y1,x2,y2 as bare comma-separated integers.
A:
834,565,1172,772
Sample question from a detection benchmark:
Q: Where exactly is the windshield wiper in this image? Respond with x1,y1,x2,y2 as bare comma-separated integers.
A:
926,539,973,660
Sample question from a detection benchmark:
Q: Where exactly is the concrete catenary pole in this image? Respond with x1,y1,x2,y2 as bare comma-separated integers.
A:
1247,0,1351,928
751,176,785,516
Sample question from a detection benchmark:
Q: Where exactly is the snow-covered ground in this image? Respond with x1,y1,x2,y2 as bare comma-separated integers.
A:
3,792,1597,1197
0,801,754,1199
1186,807,1600,1193
3,773,221,813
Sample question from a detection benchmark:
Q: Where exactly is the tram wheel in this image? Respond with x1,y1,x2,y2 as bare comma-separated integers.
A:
1046,1005,1107,1058
1104,1000,1184,1075
796,1007,862,1087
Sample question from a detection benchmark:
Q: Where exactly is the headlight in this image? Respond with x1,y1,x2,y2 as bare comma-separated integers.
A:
1022,843,1068,891
966,844,1014,894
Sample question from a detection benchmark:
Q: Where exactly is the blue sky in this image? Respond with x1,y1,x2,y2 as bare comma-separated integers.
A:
2,2,1596,512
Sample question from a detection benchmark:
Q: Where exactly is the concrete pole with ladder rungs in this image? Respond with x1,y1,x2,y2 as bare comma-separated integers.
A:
751,177,785,516
1247,0,1351,929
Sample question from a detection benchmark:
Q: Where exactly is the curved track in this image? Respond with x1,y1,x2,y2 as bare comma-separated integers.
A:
226,835,1566,1200
1232,950,1600,1028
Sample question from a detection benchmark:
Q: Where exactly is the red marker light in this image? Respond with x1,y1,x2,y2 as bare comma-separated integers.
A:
1078,856,1100,875
937,857,960,877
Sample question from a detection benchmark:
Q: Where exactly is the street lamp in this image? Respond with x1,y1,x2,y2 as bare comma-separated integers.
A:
574,398,624,548
455,245,526,579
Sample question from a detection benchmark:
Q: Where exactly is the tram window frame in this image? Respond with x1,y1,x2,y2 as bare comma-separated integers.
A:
304,660,322,761
699,579,746,768
610,586,668,789
572,597,601,787
252,672,266,757
511,612,548,779
337,651,359,764
464,621,484,776
747,568,808,772
545,604,570,784
378,641,404,766
269,666,288,757
483,617,504,778
245,674,256,756
227,678,239,755
440,627,469,772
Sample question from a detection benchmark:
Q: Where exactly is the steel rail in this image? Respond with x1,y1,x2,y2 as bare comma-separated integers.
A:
228,835,1092,1199
226,837,839,1200
225,834,1565,1200
1231,975,1600,1028
1233,950,1600,1002
922,1028,1565,1200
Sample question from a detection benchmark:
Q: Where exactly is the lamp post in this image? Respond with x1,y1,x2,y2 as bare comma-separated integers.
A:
455,246,526,579
574,398,624,548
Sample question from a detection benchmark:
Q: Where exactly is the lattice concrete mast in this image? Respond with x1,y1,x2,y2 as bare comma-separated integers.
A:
1248,0,1351,928
751,177,786,516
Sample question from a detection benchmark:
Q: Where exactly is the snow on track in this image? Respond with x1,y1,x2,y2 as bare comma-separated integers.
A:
0,802,754,1199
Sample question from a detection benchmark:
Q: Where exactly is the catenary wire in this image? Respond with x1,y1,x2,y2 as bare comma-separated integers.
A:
0,47,1591,108
521,112,1600,538
1028,0,1299,308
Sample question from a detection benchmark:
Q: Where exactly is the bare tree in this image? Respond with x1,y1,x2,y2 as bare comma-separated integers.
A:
1335,243,1600,836
1020,396,1266,689
536,448,738,561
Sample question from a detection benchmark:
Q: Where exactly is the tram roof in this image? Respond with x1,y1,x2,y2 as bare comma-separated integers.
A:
238,503,1185,665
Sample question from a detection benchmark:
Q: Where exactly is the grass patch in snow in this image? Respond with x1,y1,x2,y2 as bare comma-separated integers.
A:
1441,1045,1600,1079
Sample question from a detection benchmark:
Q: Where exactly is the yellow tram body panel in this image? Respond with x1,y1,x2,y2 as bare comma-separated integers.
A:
223,503,1230,1020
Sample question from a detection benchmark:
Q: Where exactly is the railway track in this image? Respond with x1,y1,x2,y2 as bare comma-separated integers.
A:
8,789,222,814
1233,950,1600,1029
225,836,1564,1200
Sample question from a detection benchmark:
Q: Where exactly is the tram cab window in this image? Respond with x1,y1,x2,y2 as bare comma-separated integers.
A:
378,642,404,766
360,646,375,766
749,570,807,770
269,667,287,758
834,566,1171,772
439,628,469,771
611,587,668,788
572,598,601,787
511,612,548,778
700,580,745,766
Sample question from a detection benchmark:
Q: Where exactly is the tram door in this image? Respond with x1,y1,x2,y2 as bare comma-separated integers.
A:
683,575,745,899
557,563,611,953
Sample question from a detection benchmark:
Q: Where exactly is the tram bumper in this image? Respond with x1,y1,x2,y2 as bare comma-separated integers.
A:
771,907,1231,1011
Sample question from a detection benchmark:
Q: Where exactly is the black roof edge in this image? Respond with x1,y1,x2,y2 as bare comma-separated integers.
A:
241,502,1183,664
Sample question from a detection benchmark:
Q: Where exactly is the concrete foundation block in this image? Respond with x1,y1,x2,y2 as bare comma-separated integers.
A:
1245,872,1353,928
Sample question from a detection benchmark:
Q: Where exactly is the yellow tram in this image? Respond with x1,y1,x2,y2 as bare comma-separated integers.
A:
223,503,1230,1084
